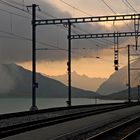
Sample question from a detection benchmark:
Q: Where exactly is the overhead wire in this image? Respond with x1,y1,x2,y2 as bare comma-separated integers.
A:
101,0,133,31
0,28,95,57
2,0,25,8
121,0,139,47
64,0,134,52
59,0,92,16
0,0,45,20
37,7,111,48
0,0,29,14
0,29,68,51
0,0,83,55
29,1,135,61
59,0,135,48
0,0,70,51
39,15,109,47
72,25,114,45
0,7,31,19
0,0,114,48
59,0,115,47
122,0,137,13
101,0,117,14
0,28,114,62
0,0,131,64
2,0,106,49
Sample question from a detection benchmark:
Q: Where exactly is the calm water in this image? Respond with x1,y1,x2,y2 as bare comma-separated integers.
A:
0,98,125,114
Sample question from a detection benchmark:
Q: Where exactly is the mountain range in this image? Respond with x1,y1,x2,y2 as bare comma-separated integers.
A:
97,58,140,95
49,71,106,92
1,60,140,100
0,63,97,98
101,87,139,100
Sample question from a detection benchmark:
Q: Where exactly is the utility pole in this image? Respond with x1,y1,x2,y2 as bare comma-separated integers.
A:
128,45,131,103
67,22,72,107
28,4,39,111
138,85,140,102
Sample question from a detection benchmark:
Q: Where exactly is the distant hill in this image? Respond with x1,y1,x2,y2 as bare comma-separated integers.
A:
0,64,98,98
97,58,140,95
49,71,106,92
101,87,139,100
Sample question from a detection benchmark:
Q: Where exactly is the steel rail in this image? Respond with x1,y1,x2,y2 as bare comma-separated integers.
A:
87,113,140,140
0,103,125,119
121,127,140,140
0,103,135,139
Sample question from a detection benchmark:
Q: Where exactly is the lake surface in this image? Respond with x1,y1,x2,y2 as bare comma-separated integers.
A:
0,98,125,114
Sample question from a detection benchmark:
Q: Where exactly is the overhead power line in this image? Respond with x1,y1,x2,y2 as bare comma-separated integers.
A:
101,0,117,14
101,0,133,31
0,0,44,20
59,0,92,16
0,29,68,50
59,0,115,46
0,0,114,48
0,1,102,52
0,7,30,19
0,0,28,13
0,29,96,55
0,0,131,62
122,0,137,13
2,0,24,7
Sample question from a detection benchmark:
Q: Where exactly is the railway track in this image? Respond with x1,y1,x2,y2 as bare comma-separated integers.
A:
87,114,140,140
122,127,140,140
0,103,125,120
0,102,138,139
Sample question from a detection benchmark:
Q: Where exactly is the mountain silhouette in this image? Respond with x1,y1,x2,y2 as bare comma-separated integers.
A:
97,58,140,95
49,71,106,92
0,64,97,98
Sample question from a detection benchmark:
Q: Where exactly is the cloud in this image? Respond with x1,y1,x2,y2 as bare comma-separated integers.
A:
0,0,135,63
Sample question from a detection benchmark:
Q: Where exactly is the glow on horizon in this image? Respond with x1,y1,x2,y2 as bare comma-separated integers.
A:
18,45,128,78
19,0,130,78
18,55,126,78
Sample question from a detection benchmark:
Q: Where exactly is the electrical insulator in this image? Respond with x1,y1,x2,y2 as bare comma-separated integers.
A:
34,83,38,88
114,60,118,65
67,61,69,66
115,66,118,71
67,61,70,72
67,67,70,72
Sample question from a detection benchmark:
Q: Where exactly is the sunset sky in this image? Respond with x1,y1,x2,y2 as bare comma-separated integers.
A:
0,0,139,78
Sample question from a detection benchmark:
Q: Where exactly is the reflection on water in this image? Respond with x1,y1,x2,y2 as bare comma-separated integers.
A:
0,98,125,114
